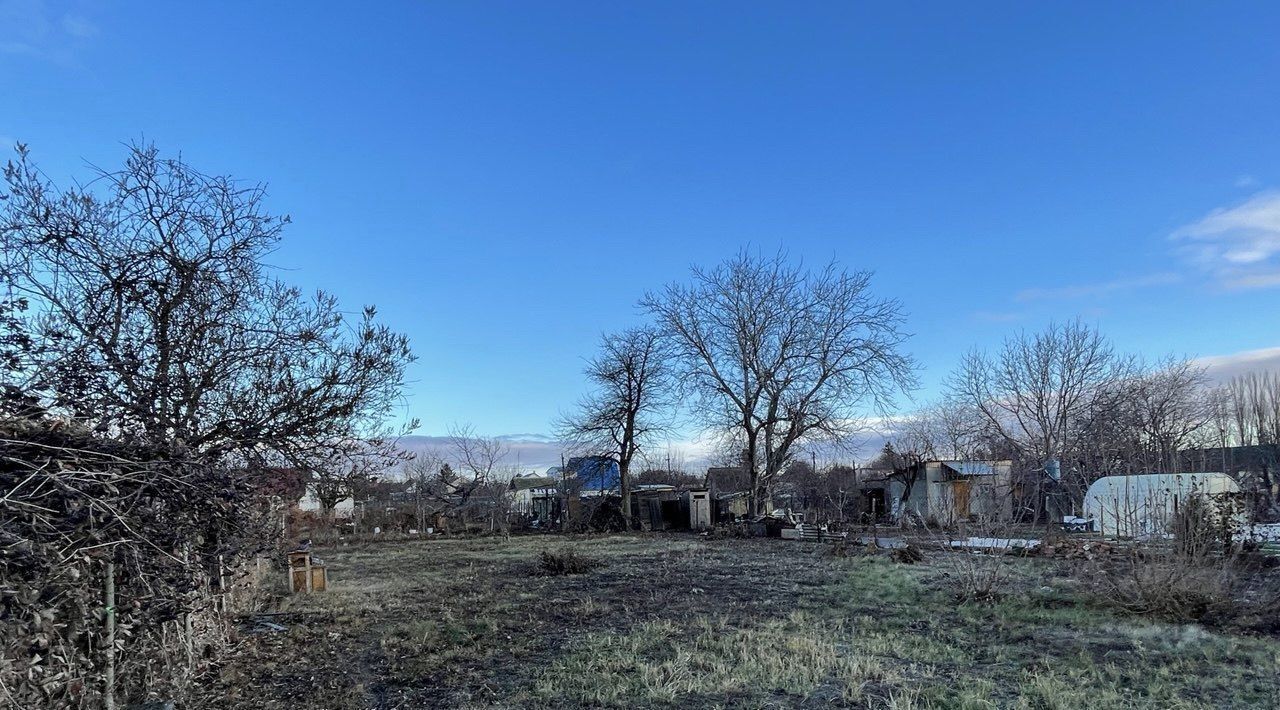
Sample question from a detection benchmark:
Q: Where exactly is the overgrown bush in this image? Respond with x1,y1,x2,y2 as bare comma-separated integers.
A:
1087,494,1279,626
536,548,600,576
1090,557,1239,622
1087,545,1279,628
0,140,410,708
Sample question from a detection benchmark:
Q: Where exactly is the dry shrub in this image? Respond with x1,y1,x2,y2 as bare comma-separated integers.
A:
1088,546,1280,627
1091,556,1239,622
945,554,1019,602
536,548,599,576
891,545,924,564
1088,494,1279,626
923,495,1027,602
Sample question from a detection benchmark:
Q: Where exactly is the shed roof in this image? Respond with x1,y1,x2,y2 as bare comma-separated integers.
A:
941,461,996,476
510,476,557,491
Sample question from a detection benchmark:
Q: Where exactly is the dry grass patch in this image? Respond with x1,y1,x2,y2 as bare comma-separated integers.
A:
193,535,1280,709
534,613,898,707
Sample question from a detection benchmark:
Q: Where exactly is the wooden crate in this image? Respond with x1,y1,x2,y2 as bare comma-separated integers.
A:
288,550,327,593
310,565,327,592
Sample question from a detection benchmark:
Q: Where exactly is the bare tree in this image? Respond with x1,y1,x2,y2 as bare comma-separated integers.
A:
948,319,1123,475
1071,356,1212,483
893,408,941,461
406,424,509,530
931,397,991,460
1127,357,1212,474
0,143,416,470
866,442,925,515
558,326,669,527
820,464,859,524
636,444,691,483
1227,372,1280,446
1217,372,1280,517
644,251,915,515
404,454,441,531
1205,385,1235,452
448,424,508,492
312,453,387,518
777,458,861,523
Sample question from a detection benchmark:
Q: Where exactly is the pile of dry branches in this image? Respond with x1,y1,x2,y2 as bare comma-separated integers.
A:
0,418,272,708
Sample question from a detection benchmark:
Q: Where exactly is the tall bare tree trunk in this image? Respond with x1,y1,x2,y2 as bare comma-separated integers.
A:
620,461,632,529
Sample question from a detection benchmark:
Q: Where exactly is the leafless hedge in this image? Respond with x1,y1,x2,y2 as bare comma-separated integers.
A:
0,419,276,709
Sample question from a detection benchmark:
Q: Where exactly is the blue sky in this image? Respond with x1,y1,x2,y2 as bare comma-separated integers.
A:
3,1,1280,459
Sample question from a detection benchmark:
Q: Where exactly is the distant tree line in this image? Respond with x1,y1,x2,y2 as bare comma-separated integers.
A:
886,320,1278,519
558,253,1279,524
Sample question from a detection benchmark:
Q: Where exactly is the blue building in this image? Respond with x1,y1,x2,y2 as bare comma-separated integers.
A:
565,456,620,496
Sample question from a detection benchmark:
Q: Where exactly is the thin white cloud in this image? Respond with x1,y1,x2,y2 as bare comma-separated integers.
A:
1236,175,1260,189
1195,346,1280,383
60,13,97,38
1173,191,1280,290
0,41,38,56
0,0,98,64
1014,272,1181,302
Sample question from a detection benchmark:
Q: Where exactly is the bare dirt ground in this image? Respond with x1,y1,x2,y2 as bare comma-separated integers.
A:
193,534,1280,709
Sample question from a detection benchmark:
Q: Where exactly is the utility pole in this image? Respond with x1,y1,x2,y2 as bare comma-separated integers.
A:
1218,427,1227,475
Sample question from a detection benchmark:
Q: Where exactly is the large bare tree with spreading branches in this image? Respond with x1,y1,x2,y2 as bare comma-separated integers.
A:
558,326,669,527
644,251,915,515
1124,357,1213,474
0,143,416,471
